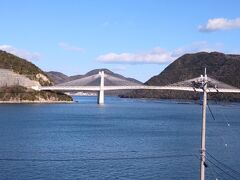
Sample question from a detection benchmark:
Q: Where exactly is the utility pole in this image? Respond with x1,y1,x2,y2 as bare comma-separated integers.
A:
200,69,207,180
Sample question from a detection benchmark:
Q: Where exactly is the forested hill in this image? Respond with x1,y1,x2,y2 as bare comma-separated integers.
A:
0,50,72,102
123,52,240,101
0,50,52,86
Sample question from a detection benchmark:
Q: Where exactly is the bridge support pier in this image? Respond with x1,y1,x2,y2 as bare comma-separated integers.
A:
97,71,105,105
98,89,104,104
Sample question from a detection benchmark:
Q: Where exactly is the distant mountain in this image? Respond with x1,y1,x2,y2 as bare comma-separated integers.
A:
68,75,83,82
46,71,69,84
46,68,142,96
47,68,142,86
81,68,142,85
45,71,83,84
123,52,240,101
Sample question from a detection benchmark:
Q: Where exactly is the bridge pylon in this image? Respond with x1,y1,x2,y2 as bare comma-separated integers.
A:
97,71,105,104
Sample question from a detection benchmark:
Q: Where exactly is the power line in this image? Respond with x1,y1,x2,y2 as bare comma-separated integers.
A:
206,158,240,180
206,103,240,180
195,151,239,180
208,163,229,180
207,103,216,121
0,154,195,162
208,163,219,180
207,151,240,176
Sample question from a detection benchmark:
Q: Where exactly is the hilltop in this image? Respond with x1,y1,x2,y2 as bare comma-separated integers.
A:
46,68,142,85
123,52,240,101
46,69,142,96
46,71,69,84
0,50,72,102
57,68,142,87
0,50,52,86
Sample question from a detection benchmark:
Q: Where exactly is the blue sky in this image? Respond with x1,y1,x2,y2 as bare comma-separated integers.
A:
1,0,240,82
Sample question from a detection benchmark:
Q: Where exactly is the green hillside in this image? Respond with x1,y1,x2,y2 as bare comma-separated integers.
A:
0,50,52,86
123,52,240,101
0,50,72,102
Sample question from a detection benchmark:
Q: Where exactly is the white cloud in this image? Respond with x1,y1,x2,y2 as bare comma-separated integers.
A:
199,17,240,32
58,42,84,52
97,42,223,65
0,44,41,61
97,47,175,64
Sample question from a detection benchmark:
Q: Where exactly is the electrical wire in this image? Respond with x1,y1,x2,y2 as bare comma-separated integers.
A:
205,102,240,179
207,103,216,121
208,163,219,180
207,151,240,176
0,154,195,162
207,102,229,149
206,158,240,180
209,163,229,180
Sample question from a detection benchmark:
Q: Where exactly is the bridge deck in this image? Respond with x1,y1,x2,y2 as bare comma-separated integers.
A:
39,86,240,93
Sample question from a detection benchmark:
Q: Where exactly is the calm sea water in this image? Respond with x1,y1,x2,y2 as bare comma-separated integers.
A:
0,96,239,180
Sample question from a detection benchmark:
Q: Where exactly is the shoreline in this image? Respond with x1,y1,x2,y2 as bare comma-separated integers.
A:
0,100,73,104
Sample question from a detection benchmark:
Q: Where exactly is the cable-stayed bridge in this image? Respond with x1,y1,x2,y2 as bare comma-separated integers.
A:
37,71,240,104
22,70,240,179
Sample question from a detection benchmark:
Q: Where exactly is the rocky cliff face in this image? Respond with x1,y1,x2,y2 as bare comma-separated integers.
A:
0,50,52,86
0,50,72,102
123,52,240,101
0,69,40,88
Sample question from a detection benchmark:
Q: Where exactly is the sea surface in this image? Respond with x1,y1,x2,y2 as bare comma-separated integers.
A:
0,96,239,180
